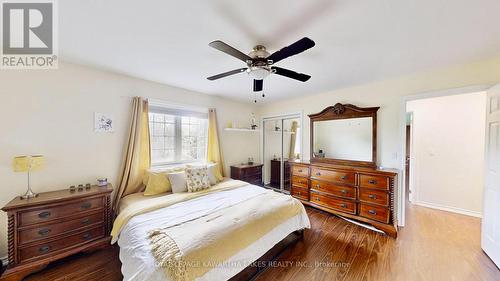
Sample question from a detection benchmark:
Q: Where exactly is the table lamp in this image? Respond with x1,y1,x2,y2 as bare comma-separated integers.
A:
13,155,45,199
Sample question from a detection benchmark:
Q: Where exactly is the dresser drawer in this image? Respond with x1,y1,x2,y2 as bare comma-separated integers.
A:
310,192,356,214
310,168,355,186
292,165,309,177
19,197,104,226
359,188,389,206
291,176,309,188
19,226,105,262
359,203,390,223
359,174,390,190
291,186,309,201
19,212,104,245
310,180,355,199
240,166,262,177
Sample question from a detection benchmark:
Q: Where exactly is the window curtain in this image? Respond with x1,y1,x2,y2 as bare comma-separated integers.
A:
112,97,151,211
288,121,298,159
207,108,225,179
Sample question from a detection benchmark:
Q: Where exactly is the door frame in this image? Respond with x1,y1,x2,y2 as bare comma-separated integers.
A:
398,84,491,227
261,111,304,192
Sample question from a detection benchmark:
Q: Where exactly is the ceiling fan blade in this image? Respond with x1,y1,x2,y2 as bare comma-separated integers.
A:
253,79,263,92
267,37,315,64
207,68,247,80
272,67,311,82
209,40,253,63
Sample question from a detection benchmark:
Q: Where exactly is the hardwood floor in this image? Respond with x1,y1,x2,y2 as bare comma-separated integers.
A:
21,204,500,281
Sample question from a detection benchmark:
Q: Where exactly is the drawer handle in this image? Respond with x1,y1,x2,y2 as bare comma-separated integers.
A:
38,228,51,236
81,218,91,224
298,169,303,173
82,233,92,240
340,203,347,208
38,211,51,219
81,202,92,209
38,246,51,254
368,209,377,215
341,175,348,180
368,194,377,199
341,190,347,194
316,197,320,201
368,180,377,184
316,184,320,188
316,172,321,176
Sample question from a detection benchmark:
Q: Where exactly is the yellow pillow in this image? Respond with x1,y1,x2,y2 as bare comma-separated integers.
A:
144,172,171,195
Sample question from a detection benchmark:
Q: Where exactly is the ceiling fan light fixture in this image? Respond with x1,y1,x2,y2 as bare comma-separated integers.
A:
247,66,270,80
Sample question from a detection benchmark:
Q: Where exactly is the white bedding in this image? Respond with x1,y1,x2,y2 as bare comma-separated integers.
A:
117,181,310,281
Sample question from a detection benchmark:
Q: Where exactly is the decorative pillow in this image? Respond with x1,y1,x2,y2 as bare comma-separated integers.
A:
168,172,188,193
144,172,171,196
206,163,219,185
185,166,210,192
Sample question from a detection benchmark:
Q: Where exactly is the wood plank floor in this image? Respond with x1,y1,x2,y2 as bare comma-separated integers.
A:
23,204,500,281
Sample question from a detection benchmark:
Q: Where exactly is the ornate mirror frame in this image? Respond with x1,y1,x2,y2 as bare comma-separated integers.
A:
309,103,380,168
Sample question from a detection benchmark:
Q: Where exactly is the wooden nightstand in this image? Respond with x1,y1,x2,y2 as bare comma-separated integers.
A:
0,185,113,281
230,163,263,186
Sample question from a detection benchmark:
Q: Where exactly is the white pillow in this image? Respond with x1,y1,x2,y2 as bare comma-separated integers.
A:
168,171,187,193
207,163,218,185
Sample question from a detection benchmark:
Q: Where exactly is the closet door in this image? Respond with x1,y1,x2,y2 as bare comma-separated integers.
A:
482,83,500,268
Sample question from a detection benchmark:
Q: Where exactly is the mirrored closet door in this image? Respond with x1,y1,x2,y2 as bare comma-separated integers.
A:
262,114,301,193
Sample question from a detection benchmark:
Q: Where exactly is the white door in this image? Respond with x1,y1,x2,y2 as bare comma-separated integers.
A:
482,84,500,267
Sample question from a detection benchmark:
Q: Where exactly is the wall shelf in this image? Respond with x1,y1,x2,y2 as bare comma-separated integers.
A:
224,128,261,132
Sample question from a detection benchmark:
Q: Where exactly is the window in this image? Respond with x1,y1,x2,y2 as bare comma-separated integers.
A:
149,105,208,166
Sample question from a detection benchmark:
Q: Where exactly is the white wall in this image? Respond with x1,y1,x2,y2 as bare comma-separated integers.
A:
407,92,486,216
0,62,260,258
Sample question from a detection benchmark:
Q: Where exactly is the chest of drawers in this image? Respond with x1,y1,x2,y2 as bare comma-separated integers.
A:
230,163,263,186
290,161,397,237
1,185,113,281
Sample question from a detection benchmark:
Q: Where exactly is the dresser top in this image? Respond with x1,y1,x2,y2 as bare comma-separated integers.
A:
231,163,263,169
289,160,399,175
2,184,113,211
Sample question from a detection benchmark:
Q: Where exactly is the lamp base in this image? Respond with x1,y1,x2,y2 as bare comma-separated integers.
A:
20,189,38,200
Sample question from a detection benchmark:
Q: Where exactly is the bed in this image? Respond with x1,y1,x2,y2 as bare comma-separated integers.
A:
112,179,310,281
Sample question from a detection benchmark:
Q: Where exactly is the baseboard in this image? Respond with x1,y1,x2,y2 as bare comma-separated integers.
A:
1,255,7,267
413,201,482,218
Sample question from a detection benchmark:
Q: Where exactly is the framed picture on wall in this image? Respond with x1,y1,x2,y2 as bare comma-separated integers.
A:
94,113,114,133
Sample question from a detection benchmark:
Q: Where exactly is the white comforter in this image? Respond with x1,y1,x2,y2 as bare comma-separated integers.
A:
117,182,310,281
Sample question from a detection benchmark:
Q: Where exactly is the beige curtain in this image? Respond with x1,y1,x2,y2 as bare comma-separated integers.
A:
207,108,225,179
113,97,151,211
288,121,298,159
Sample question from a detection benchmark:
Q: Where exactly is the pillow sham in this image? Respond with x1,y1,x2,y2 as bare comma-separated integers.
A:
144,172,171,196
185,166,210,192
168,171,188,193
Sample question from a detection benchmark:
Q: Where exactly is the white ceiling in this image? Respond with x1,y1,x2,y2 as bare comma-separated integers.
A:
59,0,500,103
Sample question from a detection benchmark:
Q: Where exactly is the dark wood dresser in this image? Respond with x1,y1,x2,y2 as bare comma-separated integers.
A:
269,159,291,189
230,163,263,186
290,161,398,237
0,185,113,281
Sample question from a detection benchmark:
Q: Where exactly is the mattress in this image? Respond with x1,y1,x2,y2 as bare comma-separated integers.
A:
117,180,310,281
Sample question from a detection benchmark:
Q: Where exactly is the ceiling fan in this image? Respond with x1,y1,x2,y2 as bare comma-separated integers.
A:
207,37,315,95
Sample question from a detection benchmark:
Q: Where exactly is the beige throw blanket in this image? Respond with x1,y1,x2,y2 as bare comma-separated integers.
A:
149,189,304,281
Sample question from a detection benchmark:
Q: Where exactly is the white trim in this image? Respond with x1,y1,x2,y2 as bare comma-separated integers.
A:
148,98,208,114
1,256,7,267
398,84,492,227
413,201,482,218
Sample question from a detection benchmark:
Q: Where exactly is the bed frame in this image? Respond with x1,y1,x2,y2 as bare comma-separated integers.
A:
229,229,304,281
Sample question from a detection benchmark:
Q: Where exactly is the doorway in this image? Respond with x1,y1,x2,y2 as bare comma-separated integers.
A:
262,113,302,193
400,87,488,225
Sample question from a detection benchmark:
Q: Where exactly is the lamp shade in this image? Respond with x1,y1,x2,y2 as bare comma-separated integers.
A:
13,155,45,172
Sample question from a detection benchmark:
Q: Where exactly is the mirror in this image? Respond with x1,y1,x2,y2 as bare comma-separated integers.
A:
309,103,379,168
313,117,373,162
